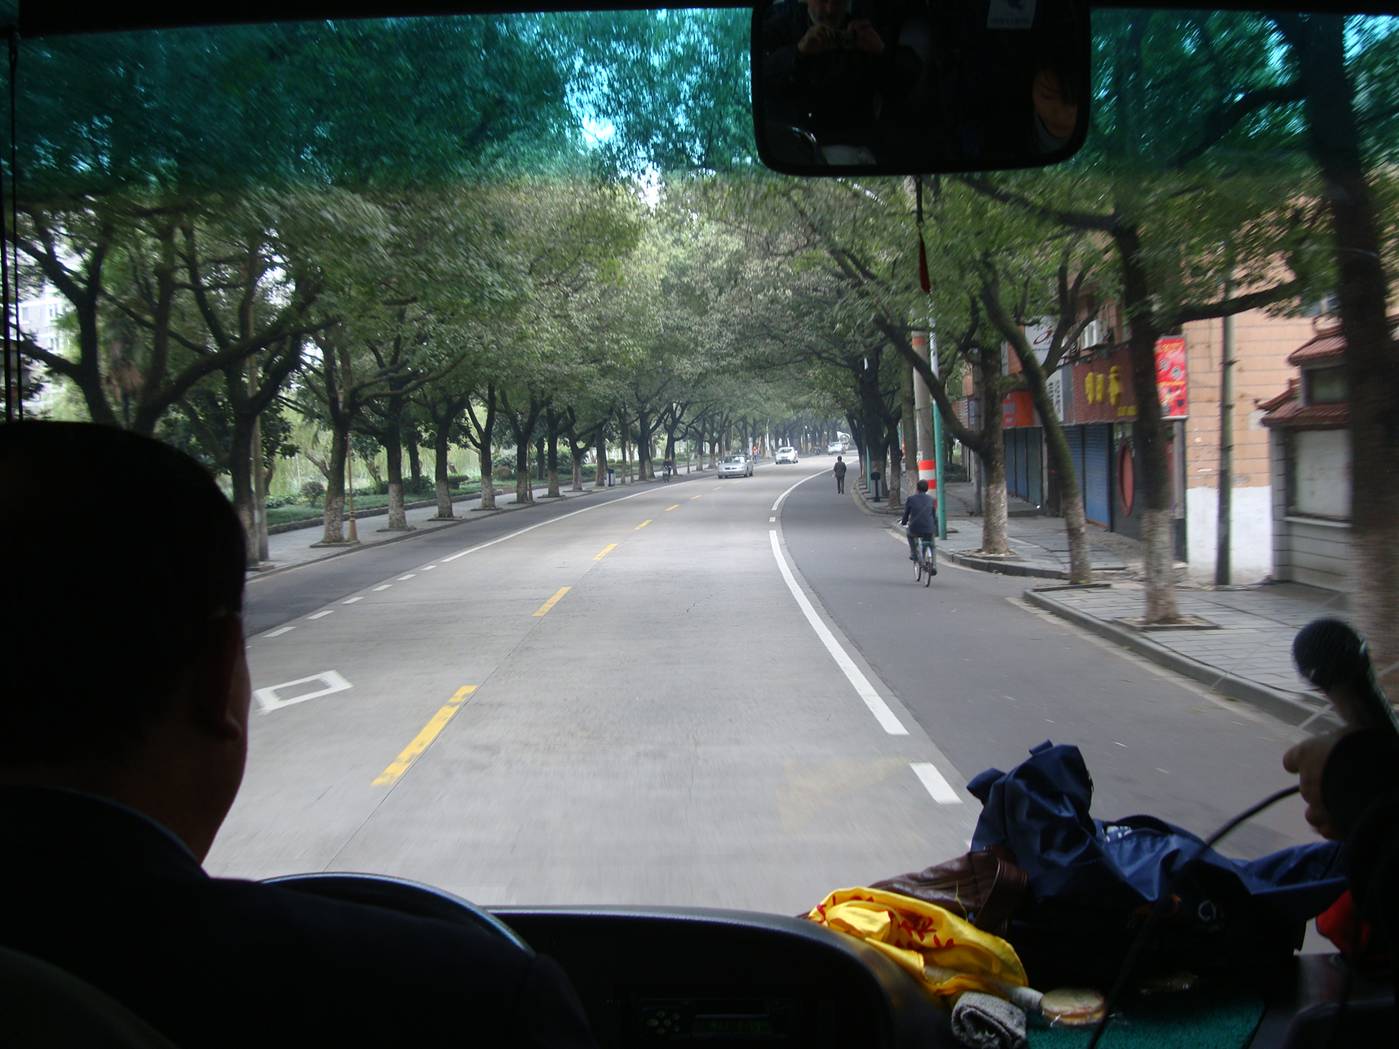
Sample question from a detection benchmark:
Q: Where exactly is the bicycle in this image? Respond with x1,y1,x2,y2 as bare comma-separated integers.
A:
913,535,936,587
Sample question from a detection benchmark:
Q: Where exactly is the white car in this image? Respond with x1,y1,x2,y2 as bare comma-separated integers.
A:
826,440,845,455
775,446,799,464
717,454,753,478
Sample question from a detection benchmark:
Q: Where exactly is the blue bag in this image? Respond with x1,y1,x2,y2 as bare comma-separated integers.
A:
966,741,1345,986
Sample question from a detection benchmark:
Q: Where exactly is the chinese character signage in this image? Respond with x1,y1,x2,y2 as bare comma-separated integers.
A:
1067,338,1189,425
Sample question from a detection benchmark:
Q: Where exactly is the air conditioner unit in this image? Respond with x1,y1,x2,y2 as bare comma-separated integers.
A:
1079,319,1103,350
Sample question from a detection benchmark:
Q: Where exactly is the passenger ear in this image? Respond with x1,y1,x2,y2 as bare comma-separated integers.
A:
188,614,250,743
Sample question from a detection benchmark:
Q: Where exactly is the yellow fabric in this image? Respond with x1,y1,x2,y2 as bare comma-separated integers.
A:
806,887,1028,999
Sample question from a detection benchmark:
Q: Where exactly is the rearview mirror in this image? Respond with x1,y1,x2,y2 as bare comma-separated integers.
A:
751,0,1090,175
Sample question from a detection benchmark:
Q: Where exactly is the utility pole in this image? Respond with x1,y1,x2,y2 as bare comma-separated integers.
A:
1215,279,1235,586
931,326,947,540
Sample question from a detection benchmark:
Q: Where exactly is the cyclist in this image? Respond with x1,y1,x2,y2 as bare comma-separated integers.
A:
900,478,936,574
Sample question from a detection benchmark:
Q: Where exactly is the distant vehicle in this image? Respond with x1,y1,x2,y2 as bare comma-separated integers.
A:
775,446,799,464
718,454,753,478
826,440,845,455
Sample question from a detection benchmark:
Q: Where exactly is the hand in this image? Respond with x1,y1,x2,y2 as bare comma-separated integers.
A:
847,19,885,55
1283,730,1351,840
798,24,841,56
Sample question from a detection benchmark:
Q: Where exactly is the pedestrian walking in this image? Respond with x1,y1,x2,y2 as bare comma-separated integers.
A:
833,455,847,494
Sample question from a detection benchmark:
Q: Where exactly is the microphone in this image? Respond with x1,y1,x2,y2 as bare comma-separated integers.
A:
1293,618,1399,736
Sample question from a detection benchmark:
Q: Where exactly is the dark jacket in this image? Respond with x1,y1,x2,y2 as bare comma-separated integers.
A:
833,460,847,477
0,787,596,1049
901,491,936,534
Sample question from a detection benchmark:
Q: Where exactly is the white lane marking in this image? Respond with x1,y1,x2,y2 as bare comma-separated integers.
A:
769,516,776,523
342,596,364,605
438,487,653,564
262,626,295,639
254,670,351,713
398,574,416,581
911,762,962,805
771,471,821,513
308,610,334,620
767,529,908,736
1114,740,1127,748
421,564,437,571
373,584,392,592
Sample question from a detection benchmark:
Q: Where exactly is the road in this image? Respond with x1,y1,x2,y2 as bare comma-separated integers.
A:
209,457,1321,917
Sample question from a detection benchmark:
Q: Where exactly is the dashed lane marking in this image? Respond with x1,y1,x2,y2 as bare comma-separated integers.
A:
307,610,334,620
911,762,962,805
372,685,477,786
594,544,617,561
533,586,571,617
636,519,653,530
342,596,363,605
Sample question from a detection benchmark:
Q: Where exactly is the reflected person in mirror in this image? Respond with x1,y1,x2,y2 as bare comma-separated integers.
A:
761,0,915,163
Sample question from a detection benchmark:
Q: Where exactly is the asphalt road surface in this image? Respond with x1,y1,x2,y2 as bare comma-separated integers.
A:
209,458,1323,916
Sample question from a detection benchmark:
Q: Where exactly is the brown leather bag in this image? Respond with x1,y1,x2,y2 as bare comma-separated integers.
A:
870,848,1029,936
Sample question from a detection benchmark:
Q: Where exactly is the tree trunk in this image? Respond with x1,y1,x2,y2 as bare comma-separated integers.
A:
1290,13,1399,688
433,424,454,519
901,361,918,503
320,422,349,543
595,430,608,489
1008,341,1092,584
229,409,258,562
383,437,409,530
407,437,422,490
637,408,653,480
621,430,630,484
887,432,904,511
572,454,583,492
977,350,1012,555
515,439,533,503
546,422,561,498
478,418,496,510
1117,223,1179,622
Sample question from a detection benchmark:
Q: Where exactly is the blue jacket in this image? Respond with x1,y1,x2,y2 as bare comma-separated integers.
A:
901,491,936,534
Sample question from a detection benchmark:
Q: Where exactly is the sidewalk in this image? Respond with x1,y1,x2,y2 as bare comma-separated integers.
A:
253,471,700,576
853,476,1343,730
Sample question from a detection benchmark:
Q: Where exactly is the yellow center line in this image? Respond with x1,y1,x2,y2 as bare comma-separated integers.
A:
594,543,618,561
372,685,476,786
635,519,653,530
691,494,704,500
533,586,571,617
665,504,681,512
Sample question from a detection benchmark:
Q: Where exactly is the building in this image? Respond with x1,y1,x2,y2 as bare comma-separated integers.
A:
1259,323,1355,591
957,304,1324,583
15,291,74,416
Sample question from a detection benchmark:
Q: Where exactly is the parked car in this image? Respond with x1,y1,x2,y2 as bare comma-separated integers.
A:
718,454,753,478
775,446,799,464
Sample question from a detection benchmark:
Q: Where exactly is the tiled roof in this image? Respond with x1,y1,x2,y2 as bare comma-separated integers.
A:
1257,378,1298,414
1288,317,1399,366
1261,400,1350,429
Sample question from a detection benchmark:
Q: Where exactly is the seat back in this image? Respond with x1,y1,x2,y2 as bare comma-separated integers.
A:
0,945,180,1049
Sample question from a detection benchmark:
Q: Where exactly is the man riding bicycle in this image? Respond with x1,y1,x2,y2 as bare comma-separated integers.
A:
901,479,936,574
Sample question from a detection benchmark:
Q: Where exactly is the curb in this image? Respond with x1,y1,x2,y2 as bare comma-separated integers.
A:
944,549,1068,580
248,472,705,580
1022,587,1329,729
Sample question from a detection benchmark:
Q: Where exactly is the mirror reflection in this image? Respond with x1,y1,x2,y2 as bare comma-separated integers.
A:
754,0,1089,173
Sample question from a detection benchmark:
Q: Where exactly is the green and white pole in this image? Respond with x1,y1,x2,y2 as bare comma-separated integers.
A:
930,325,947,540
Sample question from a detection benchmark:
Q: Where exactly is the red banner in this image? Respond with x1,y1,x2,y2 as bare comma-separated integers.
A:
1001,389,1036,429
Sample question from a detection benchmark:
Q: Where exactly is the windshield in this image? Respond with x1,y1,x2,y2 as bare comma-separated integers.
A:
8,8,1397,922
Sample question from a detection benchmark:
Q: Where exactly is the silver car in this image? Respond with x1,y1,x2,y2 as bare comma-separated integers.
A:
775,446,799,464
718,454,753,478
